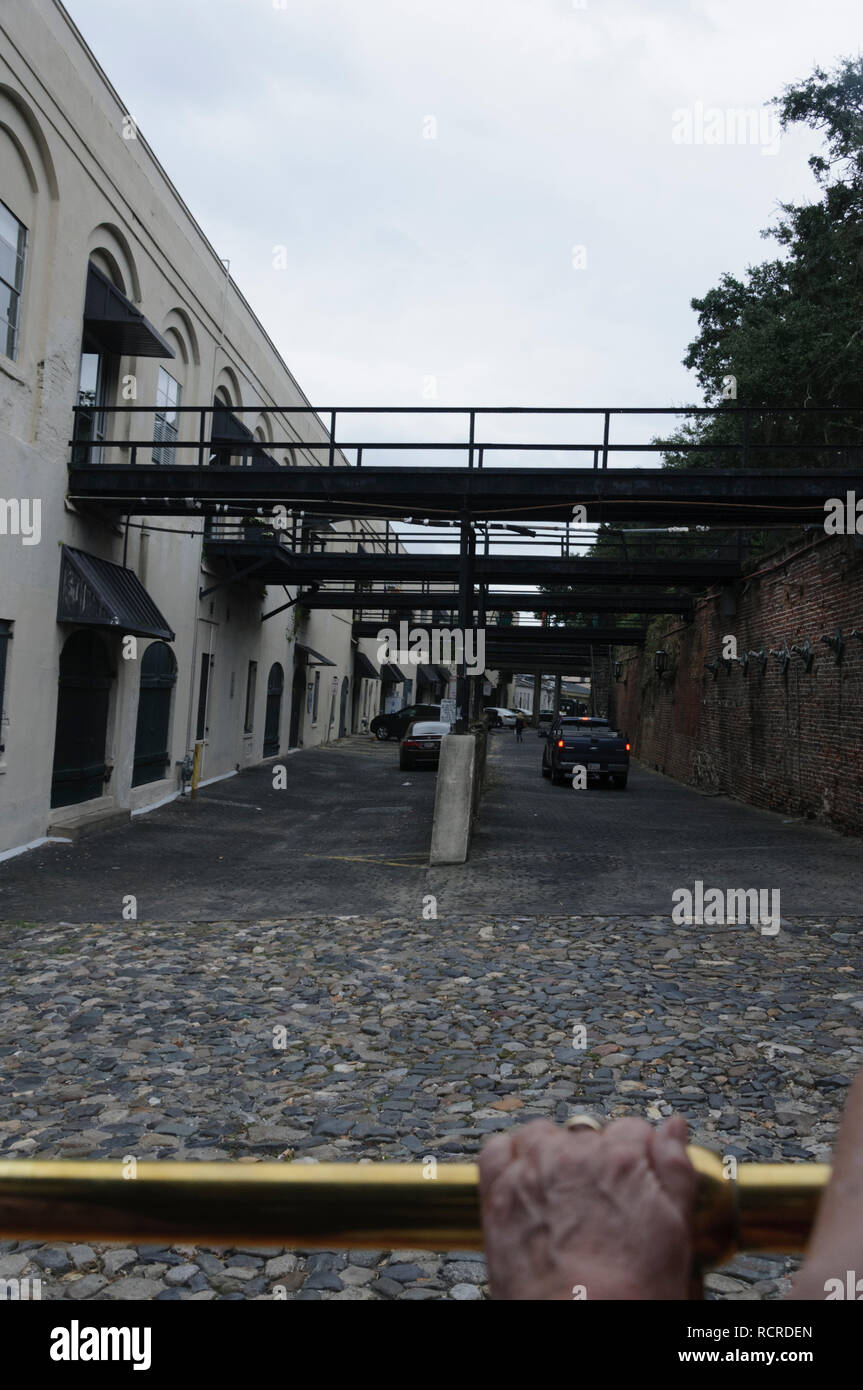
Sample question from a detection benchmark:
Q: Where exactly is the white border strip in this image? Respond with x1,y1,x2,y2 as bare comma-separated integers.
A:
0,835,74,864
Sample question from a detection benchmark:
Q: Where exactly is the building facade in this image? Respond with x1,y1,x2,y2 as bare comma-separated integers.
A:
0,0,403,856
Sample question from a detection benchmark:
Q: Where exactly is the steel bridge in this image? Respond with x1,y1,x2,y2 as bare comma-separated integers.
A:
67,404,863,725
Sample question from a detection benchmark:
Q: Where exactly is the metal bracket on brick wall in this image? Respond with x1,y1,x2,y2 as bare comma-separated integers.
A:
769,643,791,675
704,657,720,679
748,648,767,675
820,627,845,664
735,650,749,675
791,638,814,672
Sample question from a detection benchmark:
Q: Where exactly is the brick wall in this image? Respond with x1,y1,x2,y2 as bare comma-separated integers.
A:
609,534,863,835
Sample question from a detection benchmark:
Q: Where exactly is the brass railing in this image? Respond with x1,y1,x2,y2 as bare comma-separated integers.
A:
0,1151,829,1267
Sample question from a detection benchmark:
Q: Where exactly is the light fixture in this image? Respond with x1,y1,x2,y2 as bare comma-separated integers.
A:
654,649,668,677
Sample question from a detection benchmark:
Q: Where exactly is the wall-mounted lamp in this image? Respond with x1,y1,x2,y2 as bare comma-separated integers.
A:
654,649,668,677
820,627,845,664
614,661,623,682
791,639,814,672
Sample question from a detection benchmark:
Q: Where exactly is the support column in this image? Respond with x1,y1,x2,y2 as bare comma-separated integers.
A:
553,673,562,716
456,511,473,733
531,672,542,726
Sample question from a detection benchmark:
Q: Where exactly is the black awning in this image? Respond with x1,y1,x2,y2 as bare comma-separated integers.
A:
417,664,439,684
434,665,452,684
354,651,381,680
211,403,278,465
381,663,405,683
84,263,175,359
57,547,175,640
295,642,335,667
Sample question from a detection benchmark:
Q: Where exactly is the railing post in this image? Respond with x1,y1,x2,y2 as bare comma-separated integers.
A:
601,411,610,469
329,411,337,468
468,410,475,470
198,409,207,467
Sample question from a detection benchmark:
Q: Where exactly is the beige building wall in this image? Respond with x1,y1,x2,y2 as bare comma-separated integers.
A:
0,0,401,855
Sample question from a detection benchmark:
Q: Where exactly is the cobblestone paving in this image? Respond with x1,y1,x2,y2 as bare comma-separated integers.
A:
2,913,862,1300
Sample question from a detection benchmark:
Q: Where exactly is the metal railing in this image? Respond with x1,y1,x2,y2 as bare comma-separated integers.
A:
69,404,863,471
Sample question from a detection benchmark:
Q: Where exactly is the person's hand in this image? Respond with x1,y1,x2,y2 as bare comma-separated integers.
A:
479,1115,697,1300
790,1069,863,1300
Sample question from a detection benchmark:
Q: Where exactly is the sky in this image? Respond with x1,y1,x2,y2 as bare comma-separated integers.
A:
60,0,862,422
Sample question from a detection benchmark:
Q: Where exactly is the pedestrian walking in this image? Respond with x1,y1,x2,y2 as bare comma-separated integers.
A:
514,713,525,742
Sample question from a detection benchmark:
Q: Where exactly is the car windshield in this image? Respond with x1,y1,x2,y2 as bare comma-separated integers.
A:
409,722,450,735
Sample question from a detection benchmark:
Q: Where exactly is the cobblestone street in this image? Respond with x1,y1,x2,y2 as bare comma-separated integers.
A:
2,912,861,1299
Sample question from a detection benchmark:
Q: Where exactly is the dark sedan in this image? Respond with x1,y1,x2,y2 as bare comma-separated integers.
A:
370,703,441,742
399,720,451,770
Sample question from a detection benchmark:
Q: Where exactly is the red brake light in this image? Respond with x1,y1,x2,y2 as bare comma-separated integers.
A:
625,742,631,752
404,740,419,747
556,738,565,748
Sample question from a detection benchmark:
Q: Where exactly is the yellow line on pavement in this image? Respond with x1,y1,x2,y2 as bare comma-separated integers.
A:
302,853,426,870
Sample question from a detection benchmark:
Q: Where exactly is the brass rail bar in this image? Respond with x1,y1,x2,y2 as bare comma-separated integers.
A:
0,1151,830,1265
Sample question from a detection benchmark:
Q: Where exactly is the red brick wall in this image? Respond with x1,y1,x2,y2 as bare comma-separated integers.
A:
609,534,863,835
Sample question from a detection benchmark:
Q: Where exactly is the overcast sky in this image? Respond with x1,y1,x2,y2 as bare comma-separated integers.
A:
64,0,860,435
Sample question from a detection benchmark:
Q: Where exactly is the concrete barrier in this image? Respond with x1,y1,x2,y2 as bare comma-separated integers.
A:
429,734,476,865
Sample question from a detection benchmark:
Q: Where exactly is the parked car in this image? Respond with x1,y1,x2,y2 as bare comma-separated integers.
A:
399,720,451,770
483,706,519,728
536,711,554,737
541,716,630,787
371,703,441,741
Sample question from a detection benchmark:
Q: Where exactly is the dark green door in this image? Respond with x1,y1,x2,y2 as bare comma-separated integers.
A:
51,630,113,808
132,641,177,786
263,662,284,756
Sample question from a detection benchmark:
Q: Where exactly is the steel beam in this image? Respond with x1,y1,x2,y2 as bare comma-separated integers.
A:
68,464,862,526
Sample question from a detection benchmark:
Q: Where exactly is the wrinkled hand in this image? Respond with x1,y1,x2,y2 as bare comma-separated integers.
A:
791,1069,863,1300
479,1115,697,1300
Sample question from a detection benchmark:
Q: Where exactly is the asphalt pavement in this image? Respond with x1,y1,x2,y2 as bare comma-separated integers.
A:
1,731,862,921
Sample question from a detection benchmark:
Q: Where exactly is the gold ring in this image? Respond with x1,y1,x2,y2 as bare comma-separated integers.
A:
564,1114,603,1133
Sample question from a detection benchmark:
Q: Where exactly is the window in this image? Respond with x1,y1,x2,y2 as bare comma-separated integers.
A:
0,620,12,756
0,201,27,361
74,349,111,464
153,366,182,464
244,660,257,734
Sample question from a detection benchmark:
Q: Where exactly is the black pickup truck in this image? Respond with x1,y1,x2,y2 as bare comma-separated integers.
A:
541,716,631,788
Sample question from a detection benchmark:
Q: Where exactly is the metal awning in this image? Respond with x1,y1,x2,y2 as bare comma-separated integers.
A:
57,547,175,640
354,652,381,680
417,664,439,685
434,665,452,685
381,663,405,683
84,263,175,359
295,642,335,667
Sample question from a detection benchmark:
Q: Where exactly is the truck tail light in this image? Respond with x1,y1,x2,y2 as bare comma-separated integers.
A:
557,738,565,748
625,742,631,752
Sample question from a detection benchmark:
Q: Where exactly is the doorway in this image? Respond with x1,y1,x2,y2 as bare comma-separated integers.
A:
132,642,177,786
51,630,113,808
288,665,305,748
264,662,284,756
338,676,349,738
